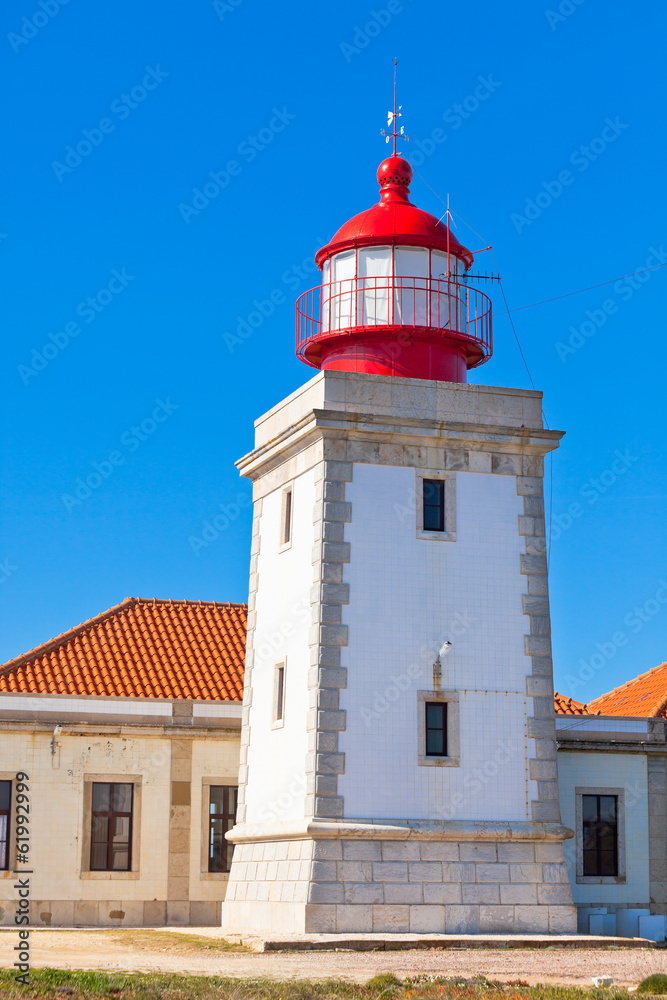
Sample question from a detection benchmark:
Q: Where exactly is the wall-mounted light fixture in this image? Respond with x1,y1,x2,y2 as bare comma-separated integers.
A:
50,724,62,756
433,640,452,680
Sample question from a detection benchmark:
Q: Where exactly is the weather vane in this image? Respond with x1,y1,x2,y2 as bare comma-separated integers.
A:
380,57,409,155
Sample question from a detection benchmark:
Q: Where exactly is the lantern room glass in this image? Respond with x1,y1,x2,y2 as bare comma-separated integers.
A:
358,247,391,326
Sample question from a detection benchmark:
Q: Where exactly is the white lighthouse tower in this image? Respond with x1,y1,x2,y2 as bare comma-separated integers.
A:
223,97,576,936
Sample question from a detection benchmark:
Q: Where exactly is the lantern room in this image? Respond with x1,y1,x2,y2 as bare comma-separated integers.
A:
295,155,493,384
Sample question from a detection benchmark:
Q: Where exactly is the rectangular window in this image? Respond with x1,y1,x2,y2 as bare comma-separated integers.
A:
0,781,10,871
208,785,238,873
275,664,285,722
582,794,618,876
280,486,293,548
425,702,447,757
90,782,133,872
423,479,445,532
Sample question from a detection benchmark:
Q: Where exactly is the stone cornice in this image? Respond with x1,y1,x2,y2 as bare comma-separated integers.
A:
0,718,241,736
227,818,574,844
557,739,667,754
236,407,564,483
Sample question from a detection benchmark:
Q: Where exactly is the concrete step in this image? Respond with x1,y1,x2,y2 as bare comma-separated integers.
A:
229,932,657,953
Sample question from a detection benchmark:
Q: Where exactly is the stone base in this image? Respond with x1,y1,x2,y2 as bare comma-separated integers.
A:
0,900,222,927
222,826,578,935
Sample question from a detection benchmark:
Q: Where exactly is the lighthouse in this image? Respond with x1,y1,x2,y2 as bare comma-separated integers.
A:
223,93,576,936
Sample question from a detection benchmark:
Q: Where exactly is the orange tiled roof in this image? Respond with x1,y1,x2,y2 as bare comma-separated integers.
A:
554,692,591,715
588,661,667,718
0,598,247,701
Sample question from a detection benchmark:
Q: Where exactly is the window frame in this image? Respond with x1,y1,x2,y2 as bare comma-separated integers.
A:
279,483,294,552
272,660,286,729
415,471,457,542
90,781,134,872
422,479,445,533
0,780,11,872
417,690,460,767
582,793,618,877
425,701,448,756
575,786,626,884
80,774,142,880
200,779,238,880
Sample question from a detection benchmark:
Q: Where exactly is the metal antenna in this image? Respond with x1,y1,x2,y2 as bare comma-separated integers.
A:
380,58,409,153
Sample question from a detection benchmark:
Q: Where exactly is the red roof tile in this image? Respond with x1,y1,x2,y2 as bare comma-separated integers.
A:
0,598,247,701
554,692,591,715
588,661,667,718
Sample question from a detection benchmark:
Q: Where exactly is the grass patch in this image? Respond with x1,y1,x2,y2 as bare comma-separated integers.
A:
366,974,403,992
103,931,247,954
638,974,667,994
0,970,640,1000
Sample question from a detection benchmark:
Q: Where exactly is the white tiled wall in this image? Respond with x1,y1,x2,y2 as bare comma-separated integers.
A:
244,467,316,824
339,464,534,821
556,716,648,734
0,694,172,716
193,702,243,719
558,751,649,904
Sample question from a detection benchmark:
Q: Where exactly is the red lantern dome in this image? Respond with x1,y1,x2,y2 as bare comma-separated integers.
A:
296,156,492,383
315,157,474,270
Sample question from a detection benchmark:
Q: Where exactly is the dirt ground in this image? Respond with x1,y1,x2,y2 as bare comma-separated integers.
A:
0,928,666,986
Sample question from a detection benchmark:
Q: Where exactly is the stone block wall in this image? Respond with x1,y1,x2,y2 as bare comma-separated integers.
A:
223,837,576,934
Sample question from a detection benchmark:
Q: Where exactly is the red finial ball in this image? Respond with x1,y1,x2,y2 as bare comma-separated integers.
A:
377,155,413,192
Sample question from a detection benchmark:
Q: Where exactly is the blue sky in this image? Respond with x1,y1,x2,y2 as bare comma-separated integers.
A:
1,0,665,704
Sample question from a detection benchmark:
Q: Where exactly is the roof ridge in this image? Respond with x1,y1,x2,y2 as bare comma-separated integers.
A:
0,598,139,679
649,688,667,719
132,598,248,608
588,660,667,709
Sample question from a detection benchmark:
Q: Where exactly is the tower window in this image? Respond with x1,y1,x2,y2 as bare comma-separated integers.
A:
280,485,293,549
582,794,618,876
425,702,447,757
273,661,286,726
423,479,445,532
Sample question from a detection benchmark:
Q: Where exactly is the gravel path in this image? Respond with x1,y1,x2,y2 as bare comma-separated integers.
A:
0,930,665,986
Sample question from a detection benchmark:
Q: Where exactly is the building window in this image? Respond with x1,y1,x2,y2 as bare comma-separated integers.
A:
273,662,286,726
423,479,445,532
425,702,447,756
415,472,456,542
582,794,618,877
90,782,134,872
208,785,237,873
417,691,460,767
280,485,293,549
0,781,10,871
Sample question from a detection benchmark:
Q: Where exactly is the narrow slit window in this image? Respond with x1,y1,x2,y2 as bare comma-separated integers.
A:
208,785,238,873
281,487,293,546
423,479,445,532
582,794,618,876
425,702,447,757
274,663,286,723
0,781,10,871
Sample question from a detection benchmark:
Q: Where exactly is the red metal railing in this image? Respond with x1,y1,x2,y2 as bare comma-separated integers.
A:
296,277,492,367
